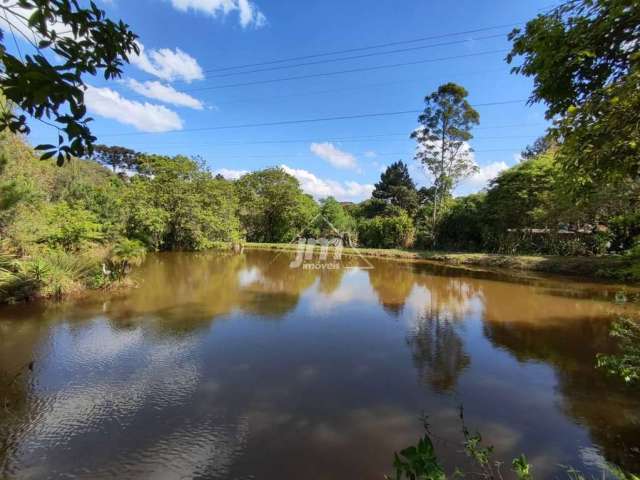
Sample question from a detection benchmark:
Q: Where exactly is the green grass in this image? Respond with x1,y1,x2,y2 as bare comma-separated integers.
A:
242,242,634,282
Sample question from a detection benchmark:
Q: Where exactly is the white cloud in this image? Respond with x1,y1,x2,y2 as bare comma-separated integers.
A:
364,151,377,159
0,5,72,42
280,165,373,201
167,0,266,28
125,79,204,110
131,43,204,83
214,168,248,180
413,141,478,184
310,142,358,170
85,85,183,132
457,161,509,193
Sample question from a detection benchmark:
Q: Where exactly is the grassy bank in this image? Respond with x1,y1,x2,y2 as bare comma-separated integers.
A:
242,242,636,282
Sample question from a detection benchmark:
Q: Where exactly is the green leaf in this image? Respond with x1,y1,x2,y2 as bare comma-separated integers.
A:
40,150,57,160
35,144,56,151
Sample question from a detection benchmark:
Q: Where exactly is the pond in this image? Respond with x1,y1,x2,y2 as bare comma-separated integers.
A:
1,250,639,479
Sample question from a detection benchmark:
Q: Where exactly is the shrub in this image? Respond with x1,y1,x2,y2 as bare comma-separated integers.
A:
0,244,39,302
436,194,486,251
29,249,102,299
6,202,103,253
358,212,415,249
106,239,147,281
597,317,640,385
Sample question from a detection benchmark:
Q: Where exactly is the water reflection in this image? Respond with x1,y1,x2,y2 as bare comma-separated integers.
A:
0,250,639,479
407,314,470,393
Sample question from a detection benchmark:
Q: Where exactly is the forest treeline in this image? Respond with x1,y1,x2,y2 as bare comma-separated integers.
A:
0,0,639,303
0,120,638,304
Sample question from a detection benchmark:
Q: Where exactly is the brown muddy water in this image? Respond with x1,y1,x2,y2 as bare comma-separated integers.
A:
0,250,639,479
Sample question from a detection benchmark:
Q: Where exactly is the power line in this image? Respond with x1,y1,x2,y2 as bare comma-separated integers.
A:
124,133,542,148
184,49,508,92
203,33,506,79
198,22,521,74
210,67,508,105
181,147,524,160
97,100,527,138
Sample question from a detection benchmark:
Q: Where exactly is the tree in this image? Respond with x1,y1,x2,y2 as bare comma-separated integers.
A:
507,0,640,183
0,0,139,164
235,168,319,243
520,135,554,160
91,145,140,173
317,196,355,238
411,83,480,236
507,0,639,119
372,161,418,214
556,69,640,185
125,155,240,250
353,198,399,220
436,193,486,251
483,153,559,236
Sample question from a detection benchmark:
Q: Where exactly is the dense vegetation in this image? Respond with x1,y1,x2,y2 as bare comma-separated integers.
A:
2,121,638,305
0,1,637,286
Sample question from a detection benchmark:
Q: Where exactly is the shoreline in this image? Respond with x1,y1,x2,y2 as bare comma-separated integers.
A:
241,242,635,283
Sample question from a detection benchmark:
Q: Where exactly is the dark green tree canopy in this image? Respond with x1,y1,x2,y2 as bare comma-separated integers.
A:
235,167,319,243
374,161,415,193
317,196,355,237
372,161,418,213
508,0,640,185
91,145,139,173
0,0,139,164
507,0,640,118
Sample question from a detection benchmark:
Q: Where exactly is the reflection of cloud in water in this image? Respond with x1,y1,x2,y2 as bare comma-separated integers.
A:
238,267,263,287
112,417,250,480
404,282,481,326
307,271,375,313
7,322,205,476
245,405,423,465
60,319,144,364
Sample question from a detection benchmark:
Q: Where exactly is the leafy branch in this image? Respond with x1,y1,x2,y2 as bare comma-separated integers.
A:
0,0,139,164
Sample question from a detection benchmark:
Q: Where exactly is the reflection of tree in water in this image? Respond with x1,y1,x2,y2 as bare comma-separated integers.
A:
407,279,471,392
367,263,479,392
413,276,481,321
238,251,318,318
367,263,415,315
406,312,470,393
482,299,640,474
317,268,346,296
404,277,476,393
42,251,322,335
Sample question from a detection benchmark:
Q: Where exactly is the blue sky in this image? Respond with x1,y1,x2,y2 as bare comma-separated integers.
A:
17,0,551,201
